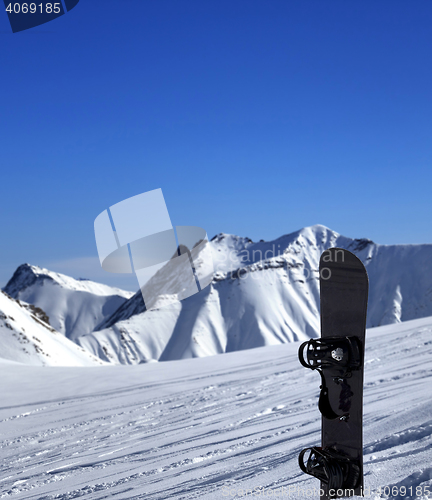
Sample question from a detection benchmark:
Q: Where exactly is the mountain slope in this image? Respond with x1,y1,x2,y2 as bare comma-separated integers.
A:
0,291,105,366
0,317,431,498
3,264,134,341
77,225,432,364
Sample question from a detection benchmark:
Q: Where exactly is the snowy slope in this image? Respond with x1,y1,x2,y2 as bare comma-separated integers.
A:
0,317,431,499
78,225,432,364
0,291,105,366
3,264,134,341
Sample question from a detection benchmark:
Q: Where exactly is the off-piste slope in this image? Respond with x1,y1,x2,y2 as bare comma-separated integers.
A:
78,225,432,364
0,291,105,366
0,317,431,499
3,264,134,341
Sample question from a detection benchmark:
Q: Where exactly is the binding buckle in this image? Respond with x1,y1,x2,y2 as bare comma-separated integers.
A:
298,446,360,497
298,336,361,372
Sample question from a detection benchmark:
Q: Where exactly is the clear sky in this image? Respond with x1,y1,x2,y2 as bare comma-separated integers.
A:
1,0,431,290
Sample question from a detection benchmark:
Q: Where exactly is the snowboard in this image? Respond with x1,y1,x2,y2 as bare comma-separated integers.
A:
298,247,369,499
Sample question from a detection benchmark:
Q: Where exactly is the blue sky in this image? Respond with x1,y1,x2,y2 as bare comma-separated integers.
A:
1,0,431,290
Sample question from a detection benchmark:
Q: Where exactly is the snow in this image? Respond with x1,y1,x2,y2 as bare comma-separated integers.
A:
77,225,432,364
0,291,105,366
0,316,431,499
2,224,432,370
3,264,134,341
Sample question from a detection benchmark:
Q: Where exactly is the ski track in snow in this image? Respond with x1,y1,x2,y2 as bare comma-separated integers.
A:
0,318,432,499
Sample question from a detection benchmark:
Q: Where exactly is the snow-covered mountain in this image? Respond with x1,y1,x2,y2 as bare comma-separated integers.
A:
1,316,431,498
77,225,432,364
0,291,105,366
3,264,134,341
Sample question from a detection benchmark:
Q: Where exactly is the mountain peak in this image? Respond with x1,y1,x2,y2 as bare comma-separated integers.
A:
3,263,49,298
211,233,253,244
2,263,134,341
3,263,134,299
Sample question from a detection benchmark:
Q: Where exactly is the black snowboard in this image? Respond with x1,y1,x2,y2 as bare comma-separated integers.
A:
298,247,368,499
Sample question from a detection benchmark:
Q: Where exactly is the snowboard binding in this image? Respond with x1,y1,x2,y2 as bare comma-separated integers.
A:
298,336,362,420
298,446,360,497
298,336,361,373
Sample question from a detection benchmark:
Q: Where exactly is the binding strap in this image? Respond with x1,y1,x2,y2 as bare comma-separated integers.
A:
298,447,361,495
298,447,345,492
316,370,346,420
298,337,361,371
298,338,359,420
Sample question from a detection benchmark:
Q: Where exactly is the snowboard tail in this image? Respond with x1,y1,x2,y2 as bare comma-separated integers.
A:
298,248,369,499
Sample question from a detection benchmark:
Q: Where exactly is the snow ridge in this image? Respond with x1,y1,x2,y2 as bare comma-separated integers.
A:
3,225,432,366
0,291,104,366
78,225,432,364
3,264,134,341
